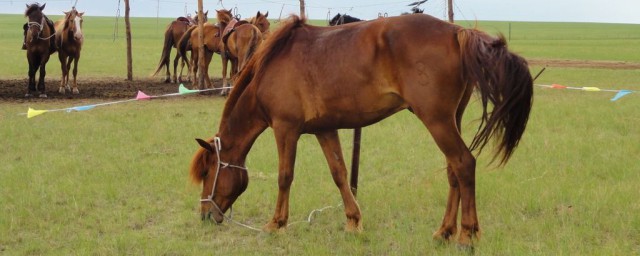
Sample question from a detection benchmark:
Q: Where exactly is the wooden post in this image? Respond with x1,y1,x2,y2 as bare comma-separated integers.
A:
447,0,454,23
350,128,361,197
197,0,205,89
299,0,305,19
124,0,133,81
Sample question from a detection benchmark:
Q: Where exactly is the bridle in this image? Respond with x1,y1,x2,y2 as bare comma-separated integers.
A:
27,17,54,42
200,137,248,220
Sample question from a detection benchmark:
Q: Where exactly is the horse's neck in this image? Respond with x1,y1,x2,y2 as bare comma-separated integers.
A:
217,90,269,164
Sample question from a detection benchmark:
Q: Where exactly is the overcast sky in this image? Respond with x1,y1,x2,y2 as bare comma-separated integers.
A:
3,0,640,24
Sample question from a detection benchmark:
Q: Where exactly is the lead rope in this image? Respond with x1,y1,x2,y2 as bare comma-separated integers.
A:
201,137,343,232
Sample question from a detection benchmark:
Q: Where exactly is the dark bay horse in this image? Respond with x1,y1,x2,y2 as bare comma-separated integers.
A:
54,7,84,94
329,13,363,26
24,3,56,98
190,15,533,247
152,11,208,83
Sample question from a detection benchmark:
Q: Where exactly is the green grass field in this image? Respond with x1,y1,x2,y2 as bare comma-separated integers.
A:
1,14,640,255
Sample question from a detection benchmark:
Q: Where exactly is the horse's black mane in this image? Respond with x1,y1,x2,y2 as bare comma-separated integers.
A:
329,13,363,26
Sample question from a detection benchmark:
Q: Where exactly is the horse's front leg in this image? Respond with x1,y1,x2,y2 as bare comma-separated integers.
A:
27,55,38,97
315,130,362,232
58,53,68,94
71,54,80,94
263,128,300,232
37,57,48,98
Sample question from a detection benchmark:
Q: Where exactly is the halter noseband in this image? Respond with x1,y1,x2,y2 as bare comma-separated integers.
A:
27,17,54,41
200,137,248,220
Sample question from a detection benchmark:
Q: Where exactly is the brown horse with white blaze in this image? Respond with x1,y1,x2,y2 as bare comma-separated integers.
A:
190,15,533,247
54,7,84,94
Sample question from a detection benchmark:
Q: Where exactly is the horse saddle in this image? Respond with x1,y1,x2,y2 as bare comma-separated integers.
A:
176,17,194,26
221,19,249,45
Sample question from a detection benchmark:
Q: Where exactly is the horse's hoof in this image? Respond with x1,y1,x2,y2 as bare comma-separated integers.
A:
39,94,48,98
25,93,33,98
262,221,285,233
58,87,66,94
432,229,455,244
344,220,363,233
72,88,79,94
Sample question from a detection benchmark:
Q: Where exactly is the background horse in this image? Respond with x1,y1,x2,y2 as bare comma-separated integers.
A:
328,13,363,26
178,23,221,89
190,15,533,247
218,10,270,94
152,11,207,83
54,7,84,94
24,3,56,98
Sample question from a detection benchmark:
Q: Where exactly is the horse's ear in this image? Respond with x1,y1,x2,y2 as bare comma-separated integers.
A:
40,3,46,10
78,12,85,17
264,12,268,18
63,11,68,15
256,11,262,18
204,10,208,16
196,138,215,152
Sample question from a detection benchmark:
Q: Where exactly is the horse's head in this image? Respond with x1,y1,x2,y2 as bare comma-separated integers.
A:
329,13,343,26
252,11,270,34
25,3,46,40
63,8,84,42
190,138,249,223
193,10,208,24
216,9,234,24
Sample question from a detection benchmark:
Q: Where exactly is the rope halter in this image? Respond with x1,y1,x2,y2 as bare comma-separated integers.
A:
199,137,248,221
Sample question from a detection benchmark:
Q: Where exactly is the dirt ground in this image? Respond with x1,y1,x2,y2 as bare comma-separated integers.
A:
1,59,638,101
0,77,223,101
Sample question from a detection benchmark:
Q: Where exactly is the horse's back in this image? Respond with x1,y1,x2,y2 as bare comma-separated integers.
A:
250,14,467,129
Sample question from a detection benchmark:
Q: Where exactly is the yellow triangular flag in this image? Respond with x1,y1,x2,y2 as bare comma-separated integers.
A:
582,87,601,92
27,108,48,118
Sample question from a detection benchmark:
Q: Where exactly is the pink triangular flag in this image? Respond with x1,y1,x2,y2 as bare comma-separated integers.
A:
136,90,151,100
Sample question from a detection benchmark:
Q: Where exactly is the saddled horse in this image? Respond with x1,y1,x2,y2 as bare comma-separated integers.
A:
178,23,221,89
152,11,208,83
328,13,363,26
217,9,270,94
190,15,533,247
54,7,84,94
24,3,56,98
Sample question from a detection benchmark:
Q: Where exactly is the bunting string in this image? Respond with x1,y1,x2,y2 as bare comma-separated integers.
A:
536,84,635,101
22,84,229,118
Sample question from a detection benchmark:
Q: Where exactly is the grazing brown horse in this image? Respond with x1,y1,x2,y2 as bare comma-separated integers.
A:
24,3,56,98
217,10,270,94
190,15,533,247
152,11,208,83
54,7,84,95
178,23,222,89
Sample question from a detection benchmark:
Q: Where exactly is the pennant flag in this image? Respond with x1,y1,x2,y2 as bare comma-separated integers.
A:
135,90,152,100
611,90,633,101
68,105,96,112
27,108,48,118
551,84,567,89
582,87,601,92
178,84,198,94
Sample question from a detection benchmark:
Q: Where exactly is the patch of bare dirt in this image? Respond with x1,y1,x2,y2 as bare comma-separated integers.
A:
528,59,640,70
0,77,223,102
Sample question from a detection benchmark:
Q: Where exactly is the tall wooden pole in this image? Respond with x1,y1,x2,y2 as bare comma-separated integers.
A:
197,0,205,89
124,0,133,80
299,0,305,19
447,0,454,22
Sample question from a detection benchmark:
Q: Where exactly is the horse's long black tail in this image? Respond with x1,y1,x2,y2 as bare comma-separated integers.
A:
152,23,174,76
457,28,534,165
178,26,196,66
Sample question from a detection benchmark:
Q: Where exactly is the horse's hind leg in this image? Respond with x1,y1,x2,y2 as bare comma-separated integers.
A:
172,53,180,83
418,111,479,247
315,130,362,232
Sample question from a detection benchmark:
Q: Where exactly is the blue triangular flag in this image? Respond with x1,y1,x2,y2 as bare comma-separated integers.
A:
611,90,633,101
68,105,96,112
